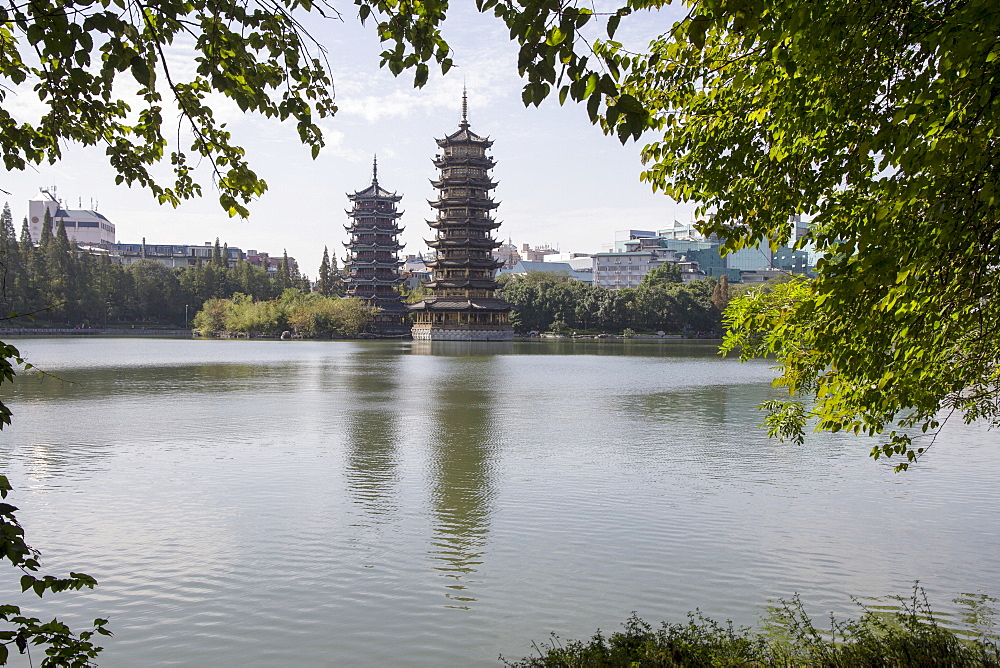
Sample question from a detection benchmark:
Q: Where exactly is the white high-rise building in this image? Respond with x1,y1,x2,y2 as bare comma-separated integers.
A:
28,187,116,246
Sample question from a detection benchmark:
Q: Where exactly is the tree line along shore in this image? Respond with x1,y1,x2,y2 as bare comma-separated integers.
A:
2,209,748,339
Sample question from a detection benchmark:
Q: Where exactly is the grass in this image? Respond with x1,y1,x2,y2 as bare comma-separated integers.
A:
503,587,1000,667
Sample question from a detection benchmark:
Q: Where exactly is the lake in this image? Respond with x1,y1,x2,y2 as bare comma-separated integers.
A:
1,337,997,666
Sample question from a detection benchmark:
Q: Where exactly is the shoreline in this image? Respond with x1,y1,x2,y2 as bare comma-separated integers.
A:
0,328,194,337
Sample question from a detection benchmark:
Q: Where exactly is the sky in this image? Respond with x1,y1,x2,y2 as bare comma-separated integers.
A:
1,3,696,277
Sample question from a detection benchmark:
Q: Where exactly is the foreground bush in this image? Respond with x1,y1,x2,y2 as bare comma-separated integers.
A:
504,590,999,667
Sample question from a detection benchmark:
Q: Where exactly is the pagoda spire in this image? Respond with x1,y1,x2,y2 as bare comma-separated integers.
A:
460,86,469,129
372,155,378,186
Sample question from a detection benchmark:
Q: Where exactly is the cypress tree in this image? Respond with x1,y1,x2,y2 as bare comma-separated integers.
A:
18,218,38,314
39,208,53,247
276,249,293,291
30,213,51,306
318,246,332,295
711,275,730,313
44,219,76,322
212,237,223,267
329,252,344,296
0,203,23,315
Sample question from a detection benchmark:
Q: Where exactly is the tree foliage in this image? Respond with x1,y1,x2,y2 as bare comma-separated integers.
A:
544,0,1000,469
497,272,728,335
0,0,465,216
0,222,326,327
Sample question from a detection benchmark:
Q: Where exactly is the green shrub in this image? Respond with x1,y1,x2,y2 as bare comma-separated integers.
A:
504,589,1000,667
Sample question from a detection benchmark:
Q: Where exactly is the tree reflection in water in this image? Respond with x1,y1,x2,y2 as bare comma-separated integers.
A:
343,346,402,521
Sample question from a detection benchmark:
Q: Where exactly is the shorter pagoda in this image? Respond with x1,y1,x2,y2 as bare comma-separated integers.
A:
343,159,409,336
410,93,514,341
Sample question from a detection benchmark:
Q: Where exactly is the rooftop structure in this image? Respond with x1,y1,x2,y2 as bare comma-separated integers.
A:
500,260,593,284
343,158,409,335
28,187,116,246
410,92,513,341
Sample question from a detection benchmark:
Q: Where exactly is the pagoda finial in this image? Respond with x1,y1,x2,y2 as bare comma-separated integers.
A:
372,155,378,185
461,86,469,128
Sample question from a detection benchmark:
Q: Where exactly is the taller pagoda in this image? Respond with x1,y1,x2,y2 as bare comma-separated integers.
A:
410,93,513,341
343,158,409,336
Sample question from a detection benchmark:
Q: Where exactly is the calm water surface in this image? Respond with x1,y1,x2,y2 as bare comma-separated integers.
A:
0,337,997,666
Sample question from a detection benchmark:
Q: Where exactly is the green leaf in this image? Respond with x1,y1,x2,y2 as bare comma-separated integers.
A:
607,14,621,38
130,56,152,86
546,26,566,46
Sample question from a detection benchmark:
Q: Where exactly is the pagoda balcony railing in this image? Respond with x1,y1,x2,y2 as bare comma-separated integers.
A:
434,165,498,178
433,271,494,280
347,253,401,260
347,212,401,218
439,145,494,158
348,290,402,298
427,217,500,229
343,239,403,248
343,224,403,234
429,198,499,211
425,278,498,288
426,236,501,248
344,277,403,285
347,262,404,270
426,259,501,270
349,268,403,275
436,154,494,165
347,218,403,228
432,206,489,217
351,202,400,210
430,178,497,190
436,187,491,199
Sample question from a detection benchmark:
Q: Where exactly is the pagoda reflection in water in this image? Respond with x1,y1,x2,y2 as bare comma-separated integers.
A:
343,157,409,336
410,91,514,341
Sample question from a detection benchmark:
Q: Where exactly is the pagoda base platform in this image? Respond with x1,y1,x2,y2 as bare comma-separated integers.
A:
411,324,514,341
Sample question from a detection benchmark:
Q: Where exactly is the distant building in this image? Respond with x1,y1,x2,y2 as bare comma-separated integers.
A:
500,260,593,284
657,221,706,241
520,243,559,262
773,246,811,275
593,250,679,289
245,250,296,275
542,252,591,263
28,187,116,246
111,240,245,268
401,254,431,290
493,241,521,269
739,269,787,283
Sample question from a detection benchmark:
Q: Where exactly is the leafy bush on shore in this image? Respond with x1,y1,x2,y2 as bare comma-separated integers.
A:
504,590,999,667
193,290,372,338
